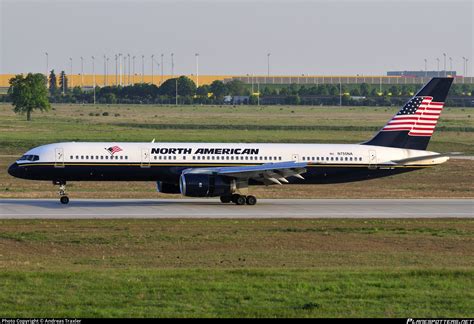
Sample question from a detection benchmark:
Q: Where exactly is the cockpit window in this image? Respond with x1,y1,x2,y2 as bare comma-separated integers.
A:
18,155,39,161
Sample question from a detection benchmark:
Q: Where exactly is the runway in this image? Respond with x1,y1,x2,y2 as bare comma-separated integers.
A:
0,198,472,219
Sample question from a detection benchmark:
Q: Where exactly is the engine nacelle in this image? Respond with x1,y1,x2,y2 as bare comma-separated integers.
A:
156,181,181,194
179,173,235,197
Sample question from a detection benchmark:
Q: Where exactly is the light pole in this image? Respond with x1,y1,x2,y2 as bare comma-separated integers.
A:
80,56,84,88
118,53,122,86
128,54,131,86
69,57,73,88
462,57,467,77
161,53,164,84
92,56,96,104
151,54,154,85
132,56,136,84
466,58,469,77
114,54,118,86
123,54,127,85
436,57,440,76
141,55,145,83
106,56,109,86
45,52,49,79
267,53,271,77
449,57,453,75
443,53,447,76
195,53,199,87
103,55,107,86
424,58,427,77
171,53,174,77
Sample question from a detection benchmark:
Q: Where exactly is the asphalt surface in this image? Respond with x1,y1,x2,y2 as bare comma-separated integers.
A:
0,198,472,219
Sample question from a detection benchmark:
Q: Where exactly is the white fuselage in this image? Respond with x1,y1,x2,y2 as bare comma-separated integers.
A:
19,141,448,167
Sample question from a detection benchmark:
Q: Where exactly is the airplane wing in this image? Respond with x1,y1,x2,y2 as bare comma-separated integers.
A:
182,161,308,185
389,152,462,165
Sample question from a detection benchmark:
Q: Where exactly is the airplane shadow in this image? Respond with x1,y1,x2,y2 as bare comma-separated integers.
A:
1,199,240,209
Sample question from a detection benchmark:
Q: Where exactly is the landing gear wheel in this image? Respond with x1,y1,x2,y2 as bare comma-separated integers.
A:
246,195,257,205
231,194,241,204
60,196,69,204
235,195,246,206
220,196,232,203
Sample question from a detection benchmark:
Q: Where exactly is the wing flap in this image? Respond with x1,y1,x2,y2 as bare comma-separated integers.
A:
183,161,308,185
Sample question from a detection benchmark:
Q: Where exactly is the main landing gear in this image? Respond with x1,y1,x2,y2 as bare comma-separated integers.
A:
53,180,69,204
220,194,257,206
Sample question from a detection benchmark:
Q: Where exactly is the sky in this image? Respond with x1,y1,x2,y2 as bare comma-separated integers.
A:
0,0,473,76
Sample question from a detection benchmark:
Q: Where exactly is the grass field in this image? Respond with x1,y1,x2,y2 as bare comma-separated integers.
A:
0,219,473,317
1,103,473,317
0,103,473,199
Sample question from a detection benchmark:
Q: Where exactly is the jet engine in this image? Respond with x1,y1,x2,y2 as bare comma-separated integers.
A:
179,173,235,197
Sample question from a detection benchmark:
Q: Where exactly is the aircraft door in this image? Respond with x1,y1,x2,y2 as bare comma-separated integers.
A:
292,154,299,162
368,150,377,169
54,148,65,168
140,148,151,168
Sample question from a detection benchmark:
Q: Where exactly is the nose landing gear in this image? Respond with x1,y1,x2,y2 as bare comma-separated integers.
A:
53,180,69,204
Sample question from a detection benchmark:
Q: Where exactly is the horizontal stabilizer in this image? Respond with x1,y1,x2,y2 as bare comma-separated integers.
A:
390,152,462,165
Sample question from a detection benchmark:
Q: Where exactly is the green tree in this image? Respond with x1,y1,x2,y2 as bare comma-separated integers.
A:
8,73,51,121
159,76,196,98
226,80,248,96
360,83,370,96
49,70,58,96
210,80,227,99
58,71,68,94
196,84,211,97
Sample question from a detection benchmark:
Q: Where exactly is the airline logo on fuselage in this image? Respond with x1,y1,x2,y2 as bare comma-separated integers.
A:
151,148,259,155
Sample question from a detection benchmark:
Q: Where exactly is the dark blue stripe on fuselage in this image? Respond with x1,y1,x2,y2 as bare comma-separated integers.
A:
10,162,425,184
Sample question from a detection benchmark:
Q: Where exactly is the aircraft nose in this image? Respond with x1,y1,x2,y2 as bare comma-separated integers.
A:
8,162,20,178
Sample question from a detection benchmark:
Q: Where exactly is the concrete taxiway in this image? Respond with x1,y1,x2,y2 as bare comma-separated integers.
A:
0,199,472,219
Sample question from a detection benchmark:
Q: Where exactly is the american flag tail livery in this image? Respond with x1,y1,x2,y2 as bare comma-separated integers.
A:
363,77,453,150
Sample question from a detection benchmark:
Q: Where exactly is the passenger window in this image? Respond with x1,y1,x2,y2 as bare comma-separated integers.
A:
173,156,176,160
125,156,128,160
359,157,362,161
326,157,329,161
100,156,103,160
120,156,123,160
183,156,186,160
154,156,157,160
81,156,84,159
105,156,109,160
70,156,73,159
335,157,338,161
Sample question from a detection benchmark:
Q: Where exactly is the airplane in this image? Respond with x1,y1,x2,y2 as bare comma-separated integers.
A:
8,77,454,206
